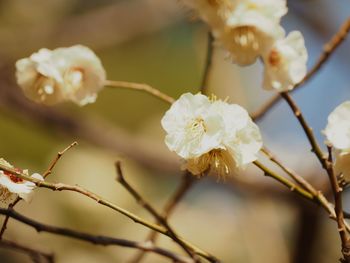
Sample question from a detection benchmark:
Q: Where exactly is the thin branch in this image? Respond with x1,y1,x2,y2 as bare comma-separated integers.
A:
280,92,326,168
254,159,350,233
0,209,193,263
200,32,214,94
0,142,78,240
252,18,350,121
253,161,314,201
326,147,350,262
115,162,204,262
104,80,175,104
0,162,214,262
261,147,335,220
262,147,318,194
0,198,20,239
129,172,196,263
43,141,78,178
0,239,54,263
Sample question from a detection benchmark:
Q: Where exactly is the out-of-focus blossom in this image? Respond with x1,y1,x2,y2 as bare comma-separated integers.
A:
324,101,350,152
0,158,43,207
16,45,106,106
161,93,262,178
262,31,307,91
182,0,287,65
324,101,350,185
224,0,287,65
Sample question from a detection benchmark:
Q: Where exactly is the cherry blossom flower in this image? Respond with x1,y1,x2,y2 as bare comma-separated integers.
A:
0,158,43,207
161,93,262,178
324,101,350,152
223,0,287,65
262,31,307,91
16,48,65,105
182,0,287,65
16,45,106,106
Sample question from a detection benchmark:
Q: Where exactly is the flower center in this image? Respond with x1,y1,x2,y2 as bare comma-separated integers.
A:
268,48,282,67
3,168,24,183
232,26,260,52
65,68,84,92
189,118,207,138
35,75,57,102
185,149,234,179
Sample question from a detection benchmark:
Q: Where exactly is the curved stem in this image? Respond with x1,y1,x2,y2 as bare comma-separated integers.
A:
129,172,196,263
253,161,314,200
105,80,174,104
280,92,326,168
200,32,214,95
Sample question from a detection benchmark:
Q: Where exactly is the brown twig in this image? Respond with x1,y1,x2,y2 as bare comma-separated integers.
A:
0,142,78,240
326,147,350,262
252,18,350,121
0,162,214,262
261,147,336,220
0,198,21,240
253,161,314,200
129,172,196,263
0,209,193,263
43,141,78,178
253,160,350,232
200,32,214,94
0,239,54,263
115,162,204,262
280,92,326,168
104,80,175,104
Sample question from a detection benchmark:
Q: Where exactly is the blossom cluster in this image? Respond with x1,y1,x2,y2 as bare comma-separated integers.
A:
161,93,262,177
0,159,43,207
182,0,308,92
16,45,106,106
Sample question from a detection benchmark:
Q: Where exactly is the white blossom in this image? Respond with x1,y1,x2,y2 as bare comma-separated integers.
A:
324,101,350,152
262,31,307,91
16,45,106,106
16,48,65,105
161,93,262,177
182,0,287,65
0,158,43,207
223,0,287,65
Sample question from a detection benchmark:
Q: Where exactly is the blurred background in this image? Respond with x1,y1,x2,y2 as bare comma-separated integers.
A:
0,0,349,262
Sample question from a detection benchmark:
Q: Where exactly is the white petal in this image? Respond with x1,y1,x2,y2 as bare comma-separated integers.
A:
263,31,307,92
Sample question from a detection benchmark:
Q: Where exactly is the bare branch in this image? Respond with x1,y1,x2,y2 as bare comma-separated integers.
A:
261,147,336,220
199,32,214,94
280,92,326,168
0,162,214,262
130,172,196,263
105,80,175,104
253,161,314,200
0,239,54,263
43,141,78,178
0,198,21,240
0,209,193,263
115,162,206,262
326,147,350,262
